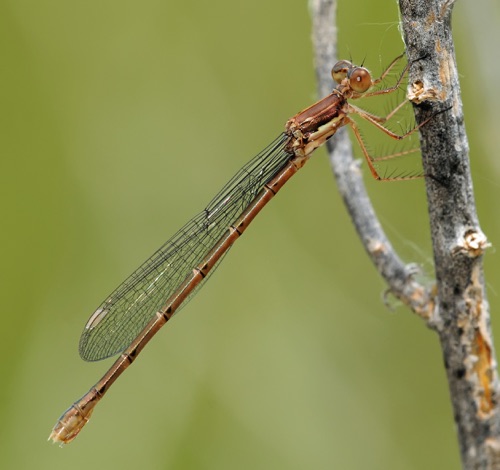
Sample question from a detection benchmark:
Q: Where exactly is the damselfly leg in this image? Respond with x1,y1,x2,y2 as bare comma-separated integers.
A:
338,55,430,180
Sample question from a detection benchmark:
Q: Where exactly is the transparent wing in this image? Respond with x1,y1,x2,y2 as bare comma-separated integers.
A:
79,133,291,361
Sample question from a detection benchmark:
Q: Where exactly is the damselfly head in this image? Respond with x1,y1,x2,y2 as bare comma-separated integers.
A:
331,60,372,94
347,67,371,93
331,60,353,83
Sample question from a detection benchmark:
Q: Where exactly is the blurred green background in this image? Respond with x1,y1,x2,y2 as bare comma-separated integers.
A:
1,1,499,469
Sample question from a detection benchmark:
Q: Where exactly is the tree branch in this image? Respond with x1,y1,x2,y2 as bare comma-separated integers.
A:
398,0,500,467
310,0,500,467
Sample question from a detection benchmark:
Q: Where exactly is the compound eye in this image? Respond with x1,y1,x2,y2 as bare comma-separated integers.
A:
331,60,352,83
348,67,372,93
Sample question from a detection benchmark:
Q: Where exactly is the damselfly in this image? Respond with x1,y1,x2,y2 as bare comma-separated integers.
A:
49,53,429,445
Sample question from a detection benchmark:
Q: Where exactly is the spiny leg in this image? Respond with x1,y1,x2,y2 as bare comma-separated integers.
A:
370,52,405,86
372,147,421,162
346,116,423,181
348,102,422,158
347,103,434,142
348,101,408,124
354,56,411,100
